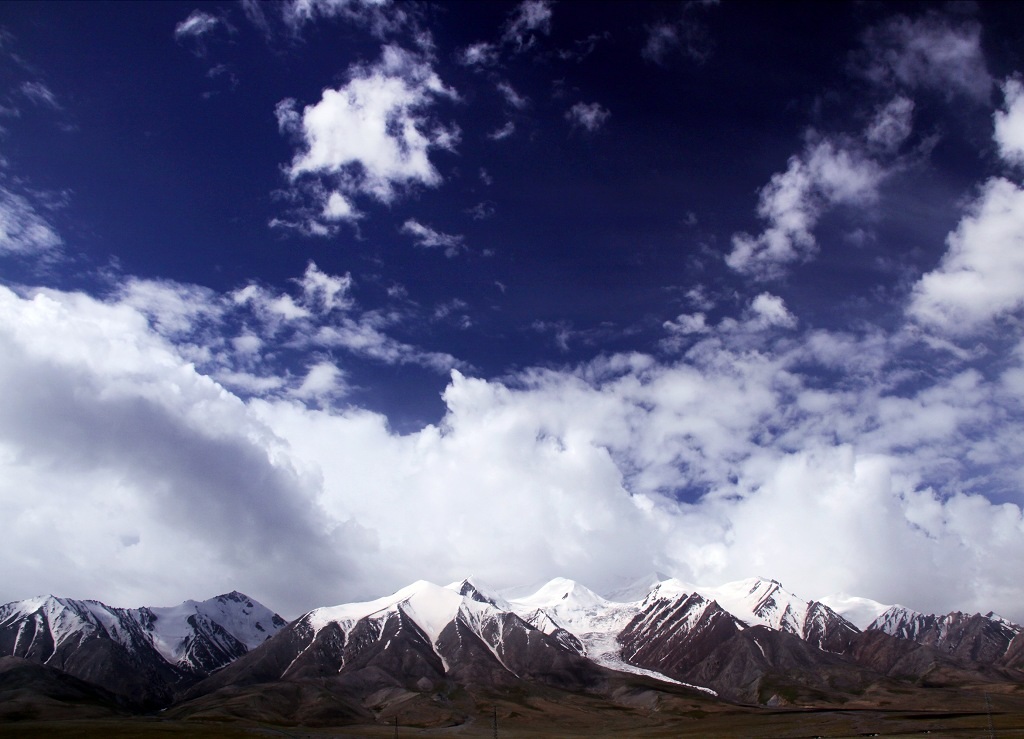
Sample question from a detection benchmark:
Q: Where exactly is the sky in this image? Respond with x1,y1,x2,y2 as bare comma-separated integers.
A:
3,0,1024,621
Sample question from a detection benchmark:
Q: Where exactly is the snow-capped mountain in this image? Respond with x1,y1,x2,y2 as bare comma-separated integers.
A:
186,577,612,711
0,591,286,706
503,576,693,687
868,605,1023,663
138,590,287,673
8,574,1024,719
655,577,859,652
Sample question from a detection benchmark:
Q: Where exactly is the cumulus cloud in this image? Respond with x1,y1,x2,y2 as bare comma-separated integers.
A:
566,101,610,132
748,292,797,329
321,190,361,222
457,41,499,68
866,95,915,151
859,13,992,102
664,312,710,336
0,284,363,611
503,0,552,51
4,266,1024,619
104,262,457,402
116,278,223,337
727,140,884,279
400,219,466,257
276,45,458,232
995,78,1024,166
909,177,1024,333
292,360,347,404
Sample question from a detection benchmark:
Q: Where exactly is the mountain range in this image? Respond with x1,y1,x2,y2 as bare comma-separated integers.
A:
3,575,1024,732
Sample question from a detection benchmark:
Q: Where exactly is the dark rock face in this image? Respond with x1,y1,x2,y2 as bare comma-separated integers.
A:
1000,630,1024,669
803,601,859,653
617,590,885,703
0,655,128,720
7,579,1024,725
0,598,184,708
869,607,1021,665
618,593,744,680
0,593,286,708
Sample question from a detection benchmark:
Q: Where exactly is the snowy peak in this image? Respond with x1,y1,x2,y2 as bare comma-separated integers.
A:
0,595,150,659
507,577,639,639
867,605,1023,662
447,577,511,610
868,605,926,640
511,577,610,610
139,591,286,670
0,591,287,681
637,577,858,654
307,579,469,643
714,577,808,633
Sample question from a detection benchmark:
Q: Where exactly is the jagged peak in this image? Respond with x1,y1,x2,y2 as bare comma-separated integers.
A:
215,590,252,603
446,576,509,609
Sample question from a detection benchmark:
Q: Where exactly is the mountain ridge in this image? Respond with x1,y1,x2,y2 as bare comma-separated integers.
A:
3,574,1024,722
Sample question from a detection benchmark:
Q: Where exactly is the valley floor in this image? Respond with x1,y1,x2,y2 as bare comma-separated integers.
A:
5,705,1024,738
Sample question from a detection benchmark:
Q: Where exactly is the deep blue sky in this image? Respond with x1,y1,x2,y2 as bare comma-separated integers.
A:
4,0,1009,425
4,1,1024,617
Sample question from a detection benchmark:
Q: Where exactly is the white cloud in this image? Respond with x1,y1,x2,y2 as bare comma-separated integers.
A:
314,319,460,371
995,78,1024,166
727,140,884,279
866,95,914,151
749,293,797,329
488,121,515,141
321,190,360,222
20,81,59,109
116,278,223,337
664,312,709,336
641,14,713,66
456,42,499,68
503,0,552,51
0,186,62,256
0,284,361,612
466,201,495,220
909,177,1024,333
400,218,465,257
174,10,221,40
860,13,992,102
232,332,262,356
5,271,1024,619
282,0,407,37
292,360,347,404
233,283,311,323
297,261,353,313
496,81,528,109
279,45,458,218
642,22,680,65
566,101,610,132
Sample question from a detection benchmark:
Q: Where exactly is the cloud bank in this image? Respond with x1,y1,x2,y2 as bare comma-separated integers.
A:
3,243,1024,619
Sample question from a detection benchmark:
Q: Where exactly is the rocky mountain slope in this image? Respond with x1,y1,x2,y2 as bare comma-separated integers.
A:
0,591,285,707
4,574,1024,724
